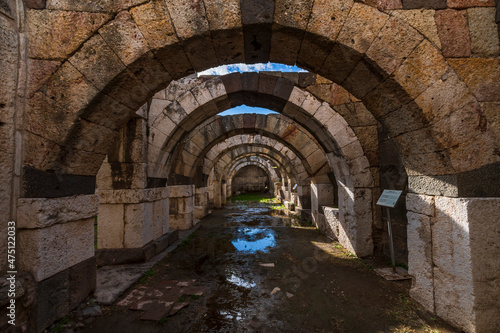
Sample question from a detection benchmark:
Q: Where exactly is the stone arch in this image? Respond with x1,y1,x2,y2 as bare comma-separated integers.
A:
13,2,500,332
23,1,497,184
228,158,281,184
228,162,274,195
165,114,329,184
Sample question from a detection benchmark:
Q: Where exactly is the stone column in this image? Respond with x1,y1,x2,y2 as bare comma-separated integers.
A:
213,181,222,208
169,185,195,230
195,187,209,219
17,195,98,330
297,185,311,209
406,194,500,333
310,183,334,227
97,188,169,249
222,183,227,205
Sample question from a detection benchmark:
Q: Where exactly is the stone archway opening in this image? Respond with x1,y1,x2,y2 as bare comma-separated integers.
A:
4,1,498,331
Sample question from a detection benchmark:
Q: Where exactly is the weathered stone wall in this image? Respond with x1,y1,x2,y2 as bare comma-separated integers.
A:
97,188,169,249
407,194,500,333
169,185,195,230
0,0,24,274
231,165,269,194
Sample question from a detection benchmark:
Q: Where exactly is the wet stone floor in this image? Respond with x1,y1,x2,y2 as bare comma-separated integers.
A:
82,194,457,333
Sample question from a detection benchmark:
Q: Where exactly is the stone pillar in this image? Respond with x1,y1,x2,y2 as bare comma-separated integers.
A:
17,195,98,330
97,188,169,249
407,194,500,333
213,181,222,208
297,185,311,209
169,185,195,230
195,187,209,219
222,183,227,205
310,183,334,226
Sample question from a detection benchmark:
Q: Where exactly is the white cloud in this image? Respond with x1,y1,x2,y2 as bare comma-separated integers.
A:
198,62,307,76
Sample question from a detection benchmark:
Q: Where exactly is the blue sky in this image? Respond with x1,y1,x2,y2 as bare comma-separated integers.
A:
198,62,307,76
199,63,306,115
218,105,279,116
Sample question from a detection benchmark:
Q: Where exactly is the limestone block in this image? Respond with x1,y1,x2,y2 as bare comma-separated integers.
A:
162,0,209,39
449,58,500,103
98,188,168,204
18,218,94,281
467,7,500,57
177,91,200,116
323,206,341,239
391,10,441,48
152,198,168,239
406,193,435,216
307,0,353,41
130,0,178,51
433,196,474,332
392,39,448,100
169,213,193,230
98,11,151,66
465,197,500,333
194,206,208,219
17,195,99,229
26,9,111,60
365,16,423,76
337,3,389,54
97,204,125,249
448,0,495,8
407,212,434,312
169,185,194,198
123,202,153,248
434,9,471,58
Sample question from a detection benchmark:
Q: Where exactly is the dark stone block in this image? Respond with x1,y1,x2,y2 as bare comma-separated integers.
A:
154,233,172,254
243,24,272,64
298,73,317,88
0,0,12,17
221,72,242,94
147,177,168,188
96,248,146,266
69,257,96,310
168,229,180,245
35,270,69,332
241,0,275,25
143,242,157,261
402,0,447,9
258,74,278,95
22,167,96,198
23,0,46,9
456,162,500,197
241,72,259,92
273,77,295,100
167,173,193,186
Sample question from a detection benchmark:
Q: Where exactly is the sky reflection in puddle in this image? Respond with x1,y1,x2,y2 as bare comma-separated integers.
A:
231,228,276,253
226,273,257,289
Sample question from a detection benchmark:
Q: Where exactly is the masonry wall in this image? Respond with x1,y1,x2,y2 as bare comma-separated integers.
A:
231,165,269,194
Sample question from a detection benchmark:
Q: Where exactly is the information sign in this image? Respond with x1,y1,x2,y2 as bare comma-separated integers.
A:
376,190,403,208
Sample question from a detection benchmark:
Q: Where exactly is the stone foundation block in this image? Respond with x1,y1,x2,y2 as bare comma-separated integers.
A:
97,204,125,249
407,211,434,312
124,202,154,248
19,218,94,282
17,194,99,229
170,213,194,230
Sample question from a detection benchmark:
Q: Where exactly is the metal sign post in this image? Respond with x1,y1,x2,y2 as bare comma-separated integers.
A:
375,190,411,281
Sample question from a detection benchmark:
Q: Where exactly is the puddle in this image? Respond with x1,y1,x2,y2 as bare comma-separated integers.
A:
231,228,276,253
226,273,257,289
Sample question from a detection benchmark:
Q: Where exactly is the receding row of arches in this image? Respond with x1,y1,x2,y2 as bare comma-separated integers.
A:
3,1,499,331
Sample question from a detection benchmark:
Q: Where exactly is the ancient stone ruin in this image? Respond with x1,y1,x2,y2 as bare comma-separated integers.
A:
1,0,499,332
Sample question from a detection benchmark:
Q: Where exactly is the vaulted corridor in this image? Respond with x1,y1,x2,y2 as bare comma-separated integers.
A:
81,194,455,333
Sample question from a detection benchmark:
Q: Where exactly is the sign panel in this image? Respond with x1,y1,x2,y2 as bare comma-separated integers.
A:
293,184,298,190
376,190,403,208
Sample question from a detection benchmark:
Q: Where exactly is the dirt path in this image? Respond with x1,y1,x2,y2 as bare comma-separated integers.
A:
80,194,456,333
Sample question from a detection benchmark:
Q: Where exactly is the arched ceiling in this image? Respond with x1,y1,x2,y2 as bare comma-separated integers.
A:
22,1,497,183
